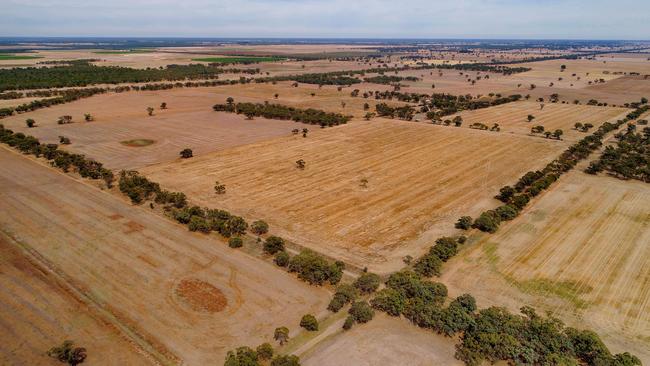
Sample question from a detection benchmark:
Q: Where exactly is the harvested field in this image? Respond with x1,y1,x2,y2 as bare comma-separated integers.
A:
142,118,567,273
2,84,397,169
0,147,330,365
449,101,630,141
442,170,650,364
0,233,152,366
301,314,461,366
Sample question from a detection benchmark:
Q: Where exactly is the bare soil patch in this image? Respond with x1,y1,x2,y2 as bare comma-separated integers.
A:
120,138,155,147
175,278,228,313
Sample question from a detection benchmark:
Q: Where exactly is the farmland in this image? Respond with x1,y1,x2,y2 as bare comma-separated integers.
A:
449,101,630,141
0,146,330,365
142,118,566,273
1,37,649,366
441,170,650,363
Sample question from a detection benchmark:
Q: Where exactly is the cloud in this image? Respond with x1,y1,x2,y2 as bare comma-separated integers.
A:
1,0,648,39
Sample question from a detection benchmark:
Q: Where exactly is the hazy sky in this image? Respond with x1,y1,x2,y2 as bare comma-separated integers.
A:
2,0,648,40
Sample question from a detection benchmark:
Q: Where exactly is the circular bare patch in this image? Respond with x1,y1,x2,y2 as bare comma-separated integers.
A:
175,278,227,313
120,139,155,147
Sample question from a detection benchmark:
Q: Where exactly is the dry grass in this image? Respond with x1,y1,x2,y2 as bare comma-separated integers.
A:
142,118,566,273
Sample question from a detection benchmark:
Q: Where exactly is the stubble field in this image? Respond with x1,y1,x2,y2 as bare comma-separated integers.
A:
142,118,566,273
441,171,650,364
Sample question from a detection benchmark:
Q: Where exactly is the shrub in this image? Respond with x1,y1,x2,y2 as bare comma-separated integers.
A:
188,216,210,233
343,315,355,330
353,272,381,294
274,251,290,267
300,314,319,331
228,236,243,248
264,236,285,255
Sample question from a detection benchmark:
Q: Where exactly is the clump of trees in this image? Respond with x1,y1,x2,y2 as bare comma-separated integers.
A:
223,345,302,366
288,249,344,286
344,301,375,330
352,272,381,294
328,284,357,312
586,124,650,182
213,101,351,127
414,236,465,277
374,103,416,120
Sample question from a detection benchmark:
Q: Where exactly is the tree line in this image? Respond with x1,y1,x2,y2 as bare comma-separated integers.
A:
213,101,352,127
0,62,260,91
368,270,640,366
0,125,114,186
586,109,650,182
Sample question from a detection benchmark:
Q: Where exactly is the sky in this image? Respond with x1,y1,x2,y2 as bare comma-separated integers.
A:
2,0,649,40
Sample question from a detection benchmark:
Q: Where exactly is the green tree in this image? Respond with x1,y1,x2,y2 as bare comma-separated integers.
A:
300,314,319,331
25,118,35,128
214,181,226,194
251,220,269,235
370,288,405,316
273,327,290,345
256,343,274,361
353,272,381,294
264,236,285,255
228,236,243,248
274,251,290,267
455,216,472,230
270,354,300,366
147,106,154,116
349,301,375,323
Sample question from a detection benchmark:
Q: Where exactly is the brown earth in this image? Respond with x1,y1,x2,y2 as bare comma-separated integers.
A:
174,278,228,313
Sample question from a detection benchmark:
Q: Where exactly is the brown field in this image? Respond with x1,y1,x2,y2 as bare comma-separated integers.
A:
142,118,566,273
0,234,152,366
0,147,330,365
448,101,630,141
301,314,461,366
442,171,650,364
2,84,406,169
